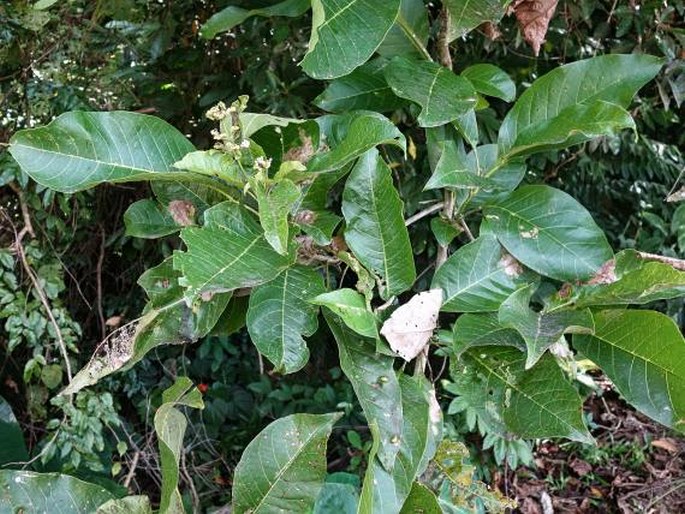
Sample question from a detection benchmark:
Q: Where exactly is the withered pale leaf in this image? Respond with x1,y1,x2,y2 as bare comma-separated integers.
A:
380,289,443,361
511,0,559,56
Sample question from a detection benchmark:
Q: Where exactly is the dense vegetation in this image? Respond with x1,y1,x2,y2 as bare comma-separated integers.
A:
1,1,684,512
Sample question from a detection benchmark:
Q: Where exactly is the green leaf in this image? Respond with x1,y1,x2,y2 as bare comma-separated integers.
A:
423,143,494,191
296,210,342,245
310,289,378,338
200,0,310,39
247,266,325,374
430,217,461,247
384,57,477,127
0,470,117,513
173,150,244,187
377,0,430,58
499,54,663,153
431,235,532,312
444,0,511,40
232,413,342,514
33,0,60,10
499,285,594,369
358,374,442,513
301,0,402,79
155,377,203,514
575,250,685,307
400,483,441,514
342,149,416,299
9,111,195,193
452,312,526,355
255,179,300,255
504,100,636,158
484,185,613,282
313,479,360,514
461,64,516,102
174,202,294,299
124,199,180,239
307,112,405,173
314,60,407,113
574,310,685,430
0,397,29,465
452,347,592,442
325,311,403,471
96,496,153,514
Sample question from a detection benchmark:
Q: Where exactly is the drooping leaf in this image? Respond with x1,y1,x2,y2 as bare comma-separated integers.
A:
498,285,594,368
452,347,592,442
380,289,443,362
307,112,405,173
574,310,685,430
255,179,300,255
247,266,325,374
504,100,636,158
453,109,479,148
301,0,402,79
400,483,441,514
431,235,533,312
0,470,118,513
310,289,378,339
377,0,430,58
384,56,477,127
511,0,559,55
574,250,685,307
461,63,516,102
95,496,153,514
358,374,442,513
325,311,403,471
314,60,407,113
484,185,613,282
232,413,342,514
155,377,204,514
342,149,416,299
498,54,663,153
174,202,294,299
124,199,181,239
9,111,196,193
0,397,29,465
452,312,526,355
173,150,244,187
423,143,494,191
443,0,511,41
200,0,310,39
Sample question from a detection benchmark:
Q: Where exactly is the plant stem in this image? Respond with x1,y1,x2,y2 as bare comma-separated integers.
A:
396,14,433,62
404,201,445,226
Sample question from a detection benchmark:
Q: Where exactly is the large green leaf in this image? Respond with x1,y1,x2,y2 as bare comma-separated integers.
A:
95,496,152,514
498,285,594,369
0,470,118,513
247,266,325,374
255,179,300,255
9,111,196,193
461,63,516,102
431,235,533,312
504,100,636,158
173,150,244,187
498,54,663,153
574,310,685,430
452,312,526,355
124,199,181,239
358,374,442,513
377,0,430,58
400,483,441,514
452,347,592,442
174,202,294,299
574,250,685,307
325,311,403,471
200,0,310,39
423,143,494,191
384,57,477,127
314,60,407,113
313,474,360,514
342,149,415,299
484,185,613,282
307,112,405,173
310,289,378,338
232,413,341,514
0,397,29,465
155,378,204,514
301,0,402,79
444,0,511,40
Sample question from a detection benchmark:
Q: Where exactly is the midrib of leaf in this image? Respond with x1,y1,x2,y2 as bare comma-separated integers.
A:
471,352,583,436
450,0,474,30
252,423,328,513
424,69,441,120
318,0,361,30
367,166,391,292
197,234,262,293
279,270,289,368
443,267,504,305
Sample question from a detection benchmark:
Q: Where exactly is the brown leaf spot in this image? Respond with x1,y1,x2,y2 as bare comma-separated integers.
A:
283,129,315,164
294,210,317,225
168,200,196,227
510,0,559,56
587,259,617,285
499,252,523,277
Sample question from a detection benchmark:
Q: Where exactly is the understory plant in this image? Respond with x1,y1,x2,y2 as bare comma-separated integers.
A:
4,0,685,512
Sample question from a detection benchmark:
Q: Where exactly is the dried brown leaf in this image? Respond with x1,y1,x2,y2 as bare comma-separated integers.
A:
511,0,559,56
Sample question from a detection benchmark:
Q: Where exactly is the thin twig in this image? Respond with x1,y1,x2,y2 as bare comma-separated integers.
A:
123,451,140,489
458,217,475,241
96,225,106,341
404,201,445,227
8,182,35,238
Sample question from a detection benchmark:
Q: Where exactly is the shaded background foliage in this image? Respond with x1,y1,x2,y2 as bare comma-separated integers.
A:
0,0,683,510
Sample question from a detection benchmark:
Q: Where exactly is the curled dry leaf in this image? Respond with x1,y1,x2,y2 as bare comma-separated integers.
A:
380,289,443,362
510,0,559,56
